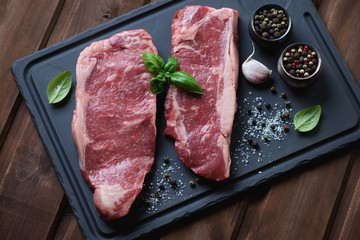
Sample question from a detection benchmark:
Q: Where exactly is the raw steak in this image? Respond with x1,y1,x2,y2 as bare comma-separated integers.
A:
72,29,157,221
164,6,239,181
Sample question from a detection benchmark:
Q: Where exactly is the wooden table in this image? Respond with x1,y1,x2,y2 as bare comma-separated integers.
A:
1,0,359,239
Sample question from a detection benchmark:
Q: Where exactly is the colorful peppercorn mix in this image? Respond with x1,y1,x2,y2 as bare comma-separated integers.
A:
282,44,319,78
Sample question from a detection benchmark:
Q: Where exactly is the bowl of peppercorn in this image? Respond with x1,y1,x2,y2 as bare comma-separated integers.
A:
248,4,292,47
277,42,322,88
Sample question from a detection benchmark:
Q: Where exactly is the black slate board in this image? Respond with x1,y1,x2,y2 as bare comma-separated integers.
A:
11,0,360,239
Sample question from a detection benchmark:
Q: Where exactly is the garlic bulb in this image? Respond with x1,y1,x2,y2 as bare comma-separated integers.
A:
242,42,272,84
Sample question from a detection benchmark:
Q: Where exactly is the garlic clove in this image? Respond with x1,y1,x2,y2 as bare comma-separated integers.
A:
242,42,272,84
242,59,272,84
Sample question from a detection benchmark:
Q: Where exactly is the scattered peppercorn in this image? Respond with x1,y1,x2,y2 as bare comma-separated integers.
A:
284,111,290,117
252,119,257,126
247,138,253,144
189,180,195,187
285,101,291,107
169,179,177,187
260,120,266,127
270,124,275,130
284,125,289,132
263,135,269,141
266,103,271,110
247,108,252,115
163,172,170,178
270,86,277,94
163,156,169,164
154,191,161,198
280,92,287,98
252,140,259,149
195,176,201,182
256,105,262,111
159,183,165,191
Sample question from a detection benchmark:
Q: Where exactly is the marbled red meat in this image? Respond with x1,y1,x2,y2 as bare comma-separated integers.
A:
164,6,239,181
72,29,157,221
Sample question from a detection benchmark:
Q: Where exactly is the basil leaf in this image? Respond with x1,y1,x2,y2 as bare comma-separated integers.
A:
142,52,164,74
150,74,167,94
164,57,179,73
294,105,322,132
47,70,72,104
170,71,203,94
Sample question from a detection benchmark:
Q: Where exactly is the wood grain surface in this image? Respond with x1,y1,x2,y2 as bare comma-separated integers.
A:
0,0,359,239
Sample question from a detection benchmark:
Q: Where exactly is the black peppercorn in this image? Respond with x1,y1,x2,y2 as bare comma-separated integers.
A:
270,86,277,94
286,63,292,70
189,180,195,187
273,32,281,38
154,191,161,198
169,179,177,187
311,65,317,72
262,32,269,38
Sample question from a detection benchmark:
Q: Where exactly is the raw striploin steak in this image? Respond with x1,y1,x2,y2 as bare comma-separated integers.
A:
72,29,157,221
164,6,239,181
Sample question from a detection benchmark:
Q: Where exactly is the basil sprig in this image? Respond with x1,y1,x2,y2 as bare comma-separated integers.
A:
142,52,203,95
47,70,72,104
294,105,322,132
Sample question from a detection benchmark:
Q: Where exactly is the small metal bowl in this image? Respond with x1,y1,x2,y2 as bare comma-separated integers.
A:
277,42,322,88
248,4,292,47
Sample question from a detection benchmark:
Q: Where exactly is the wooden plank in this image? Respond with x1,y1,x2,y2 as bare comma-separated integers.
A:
328,150,360,240
161,188,269,240
235,154,352,239
46,0,155,46
53,201,84,240
0,0,64,147
0,102,64,240
161,200,249,240
316,0,360,85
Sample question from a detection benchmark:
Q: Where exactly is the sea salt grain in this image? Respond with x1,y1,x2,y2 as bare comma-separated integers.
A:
234,88,294,166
